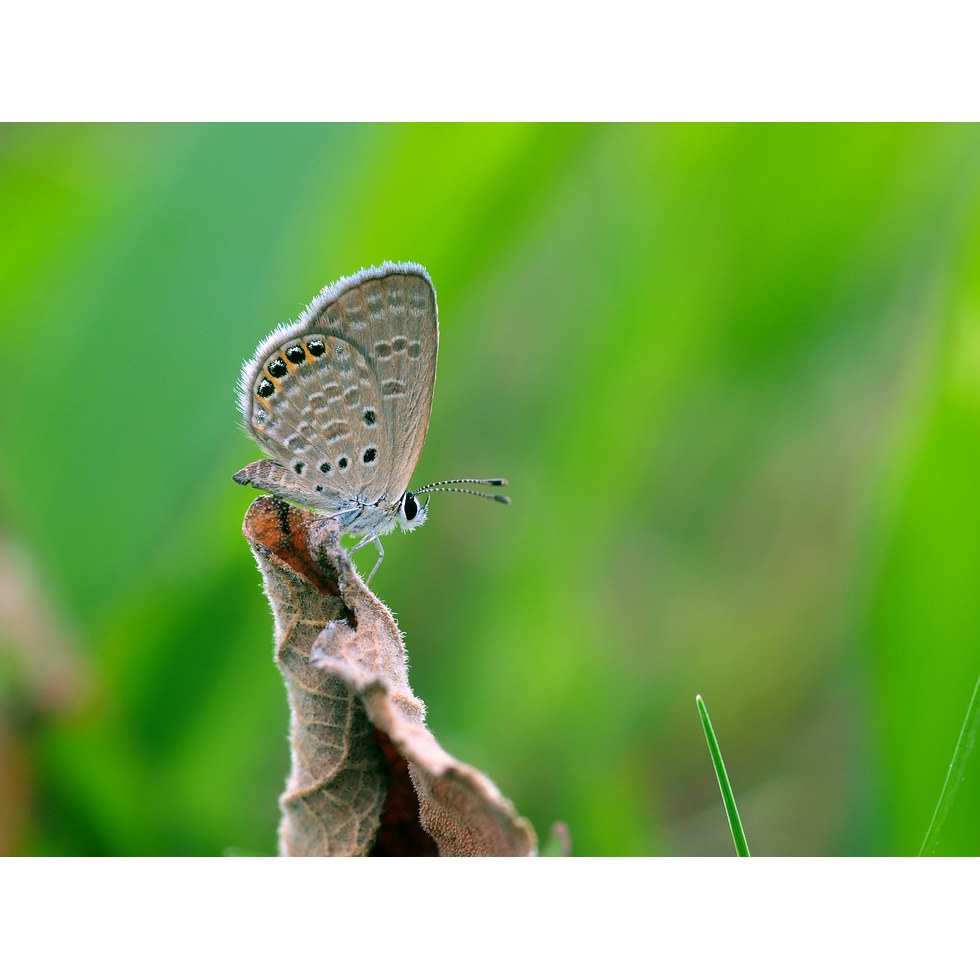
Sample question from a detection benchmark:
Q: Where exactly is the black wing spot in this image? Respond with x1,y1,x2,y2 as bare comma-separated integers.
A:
319,461,331,473
285,344,306,364
363,409,377,426
306,338,326,357
294,461,304,475
363,447,377,464
257,378,274,398
338,457,348,470
268,357,287,378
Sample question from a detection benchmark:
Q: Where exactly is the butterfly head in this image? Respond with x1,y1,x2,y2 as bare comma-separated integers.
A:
397,490,430,533
399,478,510,535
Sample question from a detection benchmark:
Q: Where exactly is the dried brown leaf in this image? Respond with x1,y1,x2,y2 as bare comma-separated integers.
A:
0,532,91,855
242,493,536,857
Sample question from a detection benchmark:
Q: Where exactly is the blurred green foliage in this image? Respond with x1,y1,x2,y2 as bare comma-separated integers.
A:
1,123,978,856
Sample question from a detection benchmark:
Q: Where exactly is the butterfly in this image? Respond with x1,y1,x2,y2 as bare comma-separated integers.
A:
234,262,508,581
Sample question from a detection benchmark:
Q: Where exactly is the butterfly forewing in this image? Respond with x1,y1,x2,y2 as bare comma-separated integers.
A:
239,263,438,515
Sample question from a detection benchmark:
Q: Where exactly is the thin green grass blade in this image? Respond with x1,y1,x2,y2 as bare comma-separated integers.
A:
696,695,751,857
918,671,980,856
539,821,572,857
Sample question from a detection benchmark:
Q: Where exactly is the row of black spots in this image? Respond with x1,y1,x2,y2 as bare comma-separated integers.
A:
311,459,347,492
277,338,327,370
255,337,326,398
313,445,376,475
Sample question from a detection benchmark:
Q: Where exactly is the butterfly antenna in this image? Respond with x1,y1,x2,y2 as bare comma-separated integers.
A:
414,479,510,504
414,477,508,491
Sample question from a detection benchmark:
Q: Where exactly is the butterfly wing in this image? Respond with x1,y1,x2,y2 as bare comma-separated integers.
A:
238,263,438,514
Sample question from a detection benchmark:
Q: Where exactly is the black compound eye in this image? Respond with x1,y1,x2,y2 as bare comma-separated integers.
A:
403,493,418,521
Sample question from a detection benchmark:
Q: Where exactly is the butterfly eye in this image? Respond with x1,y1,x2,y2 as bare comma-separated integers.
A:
403,492,419,521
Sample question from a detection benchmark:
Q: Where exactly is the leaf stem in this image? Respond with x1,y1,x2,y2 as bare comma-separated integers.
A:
696,694,751,857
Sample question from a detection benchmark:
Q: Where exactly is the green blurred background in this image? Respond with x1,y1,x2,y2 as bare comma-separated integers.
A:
1,123,978,856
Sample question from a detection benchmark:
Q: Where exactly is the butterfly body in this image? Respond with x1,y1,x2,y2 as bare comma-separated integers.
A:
232,456,430,537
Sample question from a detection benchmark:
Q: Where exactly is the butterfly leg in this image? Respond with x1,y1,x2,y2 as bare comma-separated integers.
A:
349,533,384,584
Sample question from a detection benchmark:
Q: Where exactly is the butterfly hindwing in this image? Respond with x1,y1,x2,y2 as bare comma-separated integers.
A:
238,263,438,516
